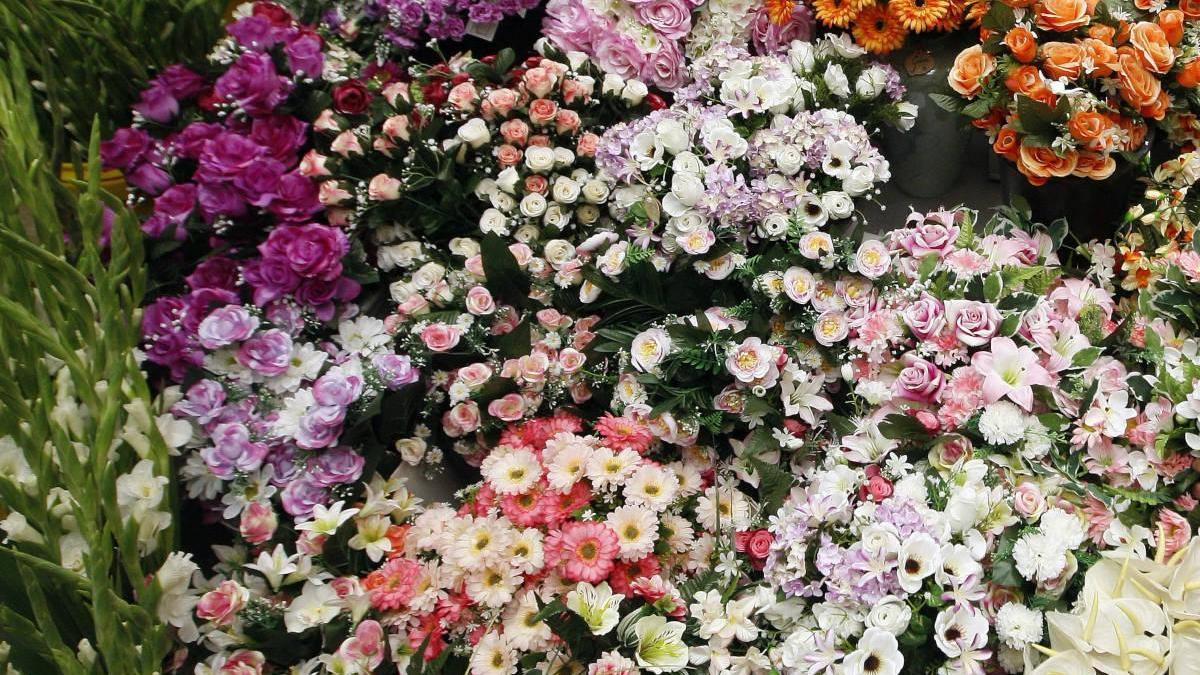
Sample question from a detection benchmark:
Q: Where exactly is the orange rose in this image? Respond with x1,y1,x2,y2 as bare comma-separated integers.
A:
1036,0,1090,32
1142,91,1171,120
1040,41,1085,79
1158,9,1184,45
1005,27,1039,62
949,45,997,98
994,127,1021,161
1068,111,1114,151
1087,24,1116,43
1114,116,1148,151
1073,152,1117,179
1005,64,1045,94
1118,51,1164,109
1082,38,1120,76
1018,142,1079,185
1182,0,1200,20
1116,20,1132,45
1178,59,1200,87
1129,22,1176,73
1028,87,1059,107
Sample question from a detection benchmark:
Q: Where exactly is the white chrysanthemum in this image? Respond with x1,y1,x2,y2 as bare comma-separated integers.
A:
466,563,522,608
502,591,553,652
585,446,640,490
695,485,754,531
624,464,680,511
508,528,545,575
1021,418,1053,459
606,505,659,561
544,437,593,492
995,602,1044,649
977,401,1027,445
468,631,517,675
1038,508,1086,549
1012,532,1068,582
480,446,542,495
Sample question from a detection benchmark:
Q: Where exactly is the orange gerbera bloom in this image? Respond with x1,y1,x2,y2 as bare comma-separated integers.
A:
965,0,991,25
890,0,951,31
764,0,798,24
814,0,864,27
852,3,910,52
933,0,967,30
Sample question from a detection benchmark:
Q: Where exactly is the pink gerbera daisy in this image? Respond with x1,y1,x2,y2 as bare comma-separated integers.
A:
364,558,422,611
595,414,655,454
547,521,618,583
499,481,550,528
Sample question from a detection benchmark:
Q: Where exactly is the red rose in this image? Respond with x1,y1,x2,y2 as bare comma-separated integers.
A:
422,83,447,108
734,530,752,552
333,81,373,115
646,93,668,110
252,1,292,26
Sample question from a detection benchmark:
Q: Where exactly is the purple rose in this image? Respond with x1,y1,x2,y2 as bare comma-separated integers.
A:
945,300,1000,347
143,183,197,239
172,123,223,159
197,305,260,349
133,84,180,124
267,444,302,486
310,447,364,487
280,477,329,518
751,4,812,55
894,357,944,402
125,162,172,195
182,288,240,331
233,157,285,207
201,422,269,479
226,15,286,49
312,369,364,407
897,213,960,258
639,41,687,91
243,257,301,306
197,182,248,222
173,380,228,427
154,65,208,99
264,301,305,335
902,294,947,340
266,172,322,223
284,33,325,78
142,296,185,341
214,52,292,117
634,0,692,39
186,256,241,292
235,329,293,376
542,0,601,52
250,115,308,162
196,132,266,183
373,354,419,389
594,33,644,80
101,128,153,169
294,405,345,449
260,223,348,281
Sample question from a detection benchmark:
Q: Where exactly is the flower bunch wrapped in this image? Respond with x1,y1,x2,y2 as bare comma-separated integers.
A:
308,45,650,243
943,0,1200,184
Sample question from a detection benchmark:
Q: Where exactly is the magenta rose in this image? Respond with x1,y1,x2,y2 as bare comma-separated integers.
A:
284,33,325,78
214,52,292,116
101,127,153,169
311,446,365,487
197,305,260,349
266,172,322,223
594,33,644,80
172,122,223,160
243,256,301,305
280,477,329,518
250,114,309,162
235,329,292,376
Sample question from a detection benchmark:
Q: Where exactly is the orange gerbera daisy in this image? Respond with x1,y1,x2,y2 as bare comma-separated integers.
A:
933,0,967,30
813,0,864,27
965,0,991,26
765,0,798,24
852,3,910,53
890,0,950,31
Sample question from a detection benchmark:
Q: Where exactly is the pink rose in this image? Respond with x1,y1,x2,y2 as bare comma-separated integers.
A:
537,308,570,329
1013,482,1046,519
444,401,481,437
561,78,593,104
296,531,326,555
373,136,397,156
465,285,497,315
396,294,430,318
218,650,265,675
929,434,973,467
1157,509,1192,560
298,150,331,177
523,67,557,98
636,0,692,38
318,180,352,206
509,243,534,267
945,300,1000,347
486,89,519,117
367,173,402,201
902,294,946,340
197,580,248,626
559,347,586,373
420,323,463,352
640,42,687,90
382,115,411,141
529,99,560,126
491,306,521,335
897,213,960,258
330,130,362,157
313,109,339,132
1177,250,1200,282
382,81,410,107
747,530,773,559
570,380,593,403
239,500,277,544
487,393,526,421
524,175,549,194
555,109,582,135
496,144,523,168
528,134,552,147
866,475,893,501
595,33,644,80
895,357,944,402
465,254,486,277
517,353,551,383
447,82,478,111
500,119,530,146
457,363,494,388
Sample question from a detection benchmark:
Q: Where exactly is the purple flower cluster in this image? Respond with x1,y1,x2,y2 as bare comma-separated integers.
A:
542,0,690,90
319,0,540,52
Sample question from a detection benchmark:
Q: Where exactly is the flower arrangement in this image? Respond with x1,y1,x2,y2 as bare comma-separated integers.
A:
942,0,1200,185
808,0,984,54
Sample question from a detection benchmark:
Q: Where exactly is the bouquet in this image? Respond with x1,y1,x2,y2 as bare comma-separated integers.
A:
809,0,985,54
942,0,1200,185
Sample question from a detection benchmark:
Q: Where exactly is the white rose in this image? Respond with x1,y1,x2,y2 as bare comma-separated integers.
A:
630,328,673,372
821,191,855,219
672,151,704,175
513,224,540,244
474,177,499,199
656,118,690,155
842,165,876,196
580,279,602,303
576,204,600,225
773,146,805,176
581,179,610,204
396,438,427,465
495,166,519,194
411,262,446,289
788,41,815,73
552,176,581,204
866,597,912,636
670,172,705,206
389,280,417,302
757,212,790,240
553,147,576,168
824,63,851,98
543,203,571,229
897,102,919,131
457,117,492,148
855,66,888,99
479,208,509,235
376,244,410,272
490,191,516,212
602,73,626,96
520,192,548,218
621,80,648,105
525,146,557,173
543,239,577,267
448,237,480,257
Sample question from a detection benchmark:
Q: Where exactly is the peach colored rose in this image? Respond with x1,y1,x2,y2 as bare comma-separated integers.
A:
1182,0,1200,19
500,118,530,145
1006,64,1045,95
577,132,600,157
1117,50,1163,108
522,67,557,98
525,175,549,194
1036,0,1090,32
1040,41,1085,79
555,109,582,135
1006,27,1039,62
1129,22,1176,73
528,98,559,126
1018,142,1078,185
948,46,997,98
994,127,1021,161
1087,23,1116,43
447,82,479,111
1082,38,1120,76
1068,111,1114,151
1178,59,1200,87
486,88,519,116
1141,91,1171,121
496,144,523,168
1158,9,1184,44
527,134,551,147
1073,151,1117,179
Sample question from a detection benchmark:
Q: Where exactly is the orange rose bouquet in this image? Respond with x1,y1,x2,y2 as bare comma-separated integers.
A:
939,0,1200,184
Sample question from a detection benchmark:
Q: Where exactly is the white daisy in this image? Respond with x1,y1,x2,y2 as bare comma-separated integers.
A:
606,505,659,561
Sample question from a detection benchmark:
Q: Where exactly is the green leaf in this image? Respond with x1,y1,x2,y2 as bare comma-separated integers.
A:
750,458,795,514
983,273,1003,302
1072,346,1103,368
930,92,965,113
879,413,928,440
479,233,531,308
